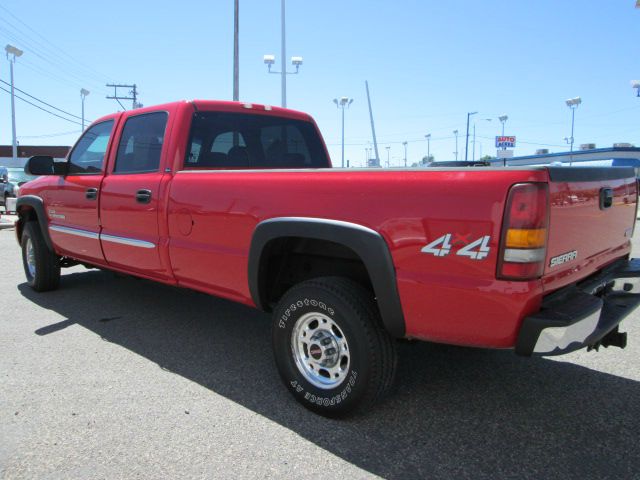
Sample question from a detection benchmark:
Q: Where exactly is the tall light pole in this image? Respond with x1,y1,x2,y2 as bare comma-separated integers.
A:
402,141,408,167
80,89,90,131
453,130,459,160
465,111,477,161
565,97,582,154
385,146,391,168
262,0,302,107
498,114,508,136
425,133,431,164
5,44,23,164
333,97,353,168
632,80,640,98
233,0,239,101
472,118,491,161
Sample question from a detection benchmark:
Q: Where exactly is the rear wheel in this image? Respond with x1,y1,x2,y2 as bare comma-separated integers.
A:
272,277,397,417
21,221,60,292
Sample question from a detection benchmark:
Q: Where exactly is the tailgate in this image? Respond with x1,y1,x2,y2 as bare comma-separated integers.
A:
543,166,638,291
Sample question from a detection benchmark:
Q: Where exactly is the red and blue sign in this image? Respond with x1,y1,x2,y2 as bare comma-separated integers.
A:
496,136,516,148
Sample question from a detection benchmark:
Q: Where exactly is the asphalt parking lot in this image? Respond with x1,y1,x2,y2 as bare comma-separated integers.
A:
1,223,640,479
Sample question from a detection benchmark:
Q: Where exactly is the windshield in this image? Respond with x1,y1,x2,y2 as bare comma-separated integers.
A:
7,168,36,183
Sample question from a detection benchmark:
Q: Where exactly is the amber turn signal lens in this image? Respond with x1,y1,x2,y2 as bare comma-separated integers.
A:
505,228,547,249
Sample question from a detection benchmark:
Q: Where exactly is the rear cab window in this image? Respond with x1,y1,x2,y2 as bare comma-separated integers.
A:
183,112,329,169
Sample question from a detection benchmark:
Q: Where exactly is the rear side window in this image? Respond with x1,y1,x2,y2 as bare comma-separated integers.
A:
114,112,168,173
184,112,328,169
68,120,114,174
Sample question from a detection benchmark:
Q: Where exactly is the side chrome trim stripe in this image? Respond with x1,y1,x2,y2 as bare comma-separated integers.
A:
49,225,155,249
49,225,99,240
100,233,156,249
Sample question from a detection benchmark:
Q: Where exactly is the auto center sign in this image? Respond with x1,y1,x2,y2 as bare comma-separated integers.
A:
495,136,516,148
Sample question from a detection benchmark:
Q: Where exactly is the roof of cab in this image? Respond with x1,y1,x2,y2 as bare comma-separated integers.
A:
90,100,314,126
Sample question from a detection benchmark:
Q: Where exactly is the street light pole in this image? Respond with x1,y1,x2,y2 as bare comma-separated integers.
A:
425,134,431,164
453,130,459,160
402,141,408,167
334,97,353,168
385,146,390,168
80,89,90,131
5,44,23,164
465,112,477,161
565,97,582,154
472,118,491,161
280,0,286,107
233,0,239,101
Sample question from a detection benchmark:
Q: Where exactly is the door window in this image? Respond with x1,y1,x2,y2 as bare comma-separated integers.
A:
68,120,114,174
114,112,168,173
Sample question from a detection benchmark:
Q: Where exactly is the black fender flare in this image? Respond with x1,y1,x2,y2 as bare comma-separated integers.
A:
16,195,54,252
248,217,406,338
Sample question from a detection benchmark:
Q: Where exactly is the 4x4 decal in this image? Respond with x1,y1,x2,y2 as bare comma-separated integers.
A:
421,234,491,260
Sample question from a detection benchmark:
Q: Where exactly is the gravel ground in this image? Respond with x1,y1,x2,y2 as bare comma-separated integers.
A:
1,225,639,479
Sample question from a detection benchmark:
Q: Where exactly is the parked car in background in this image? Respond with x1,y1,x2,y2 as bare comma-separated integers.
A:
1,166,37,207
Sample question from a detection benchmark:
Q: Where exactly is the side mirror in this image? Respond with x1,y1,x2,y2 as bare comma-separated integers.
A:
25,155,66,176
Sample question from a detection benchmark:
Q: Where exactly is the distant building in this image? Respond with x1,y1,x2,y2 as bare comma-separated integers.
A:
0,145,70,168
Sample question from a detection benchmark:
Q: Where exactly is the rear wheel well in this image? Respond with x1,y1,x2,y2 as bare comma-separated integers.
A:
259,237,373,309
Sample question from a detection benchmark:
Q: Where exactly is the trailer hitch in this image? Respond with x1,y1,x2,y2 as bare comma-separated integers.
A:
587,328,627,352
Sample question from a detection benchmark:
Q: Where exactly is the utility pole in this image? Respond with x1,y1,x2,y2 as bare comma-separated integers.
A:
365,81,380,167
106,84,140,110
5,44,23,164
233,0,239,101
385,146,390,168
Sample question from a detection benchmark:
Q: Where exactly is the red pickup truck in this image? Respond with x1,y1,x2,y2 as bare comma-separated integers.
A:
15,100,640,416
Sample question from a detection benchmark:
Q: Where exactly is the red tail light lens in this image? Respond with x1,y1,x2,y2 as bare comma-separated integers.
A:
497,183,549,280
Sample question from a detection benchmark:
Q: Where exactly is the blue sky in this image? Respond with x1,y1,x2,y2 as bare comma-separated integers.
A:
0,0,639,166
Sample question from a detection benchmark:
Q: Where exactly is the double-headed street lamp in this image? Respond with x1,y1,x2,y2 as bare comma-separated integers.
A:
5,44,23,164
263,0,302,108
565,97,582,153
402,141,408,167
80,89,90,131
498,114,508,136
334,97,353,168
424,134,431,164
453,130,459,160
465,111,477,161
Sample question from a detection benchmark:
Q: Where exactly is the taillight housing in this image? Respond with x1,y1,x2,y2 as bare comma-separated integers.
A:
497,183,549,280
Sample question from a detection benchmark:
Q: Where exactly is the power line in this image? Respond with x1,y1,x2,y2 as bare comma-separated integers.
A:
0,79,87,121
18,129,80,139
0,4,113,85
0,85,83,126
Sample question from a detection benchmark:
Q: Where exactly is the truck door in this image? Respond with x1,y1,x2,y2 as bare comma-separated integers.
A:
99,111,170,280
46,120,115,263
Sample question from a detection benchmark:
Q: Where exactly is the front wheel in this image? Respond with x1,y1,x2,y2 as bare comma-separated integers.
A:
21,221,60,292
272,277,397,417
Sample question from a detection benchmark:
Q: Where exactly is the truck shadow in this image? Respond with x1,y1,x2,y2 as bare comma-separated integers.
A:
19,270,640,479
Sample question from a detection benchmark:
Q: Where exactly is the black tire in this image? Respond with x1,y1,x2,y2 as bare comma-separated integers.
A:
21,221,60,292
272,277,397,417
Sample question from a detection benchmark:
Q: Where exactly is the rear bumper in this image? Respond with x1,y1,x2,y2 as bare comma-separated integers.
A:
516,257,640,356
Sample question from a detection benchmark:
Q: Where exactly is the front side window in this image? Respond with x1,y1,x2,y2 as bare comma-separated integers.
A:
68,120,114,174
114,112,168,173
184,112,328,169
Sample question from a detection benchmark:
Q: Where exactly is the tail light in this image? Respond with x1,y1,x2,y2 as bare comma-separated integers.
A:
497,183,549,280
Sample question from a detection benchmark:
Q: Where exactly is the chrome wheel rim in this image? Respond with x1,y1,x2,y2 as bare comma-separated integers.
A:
291,311,350,389
25,238,36,278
